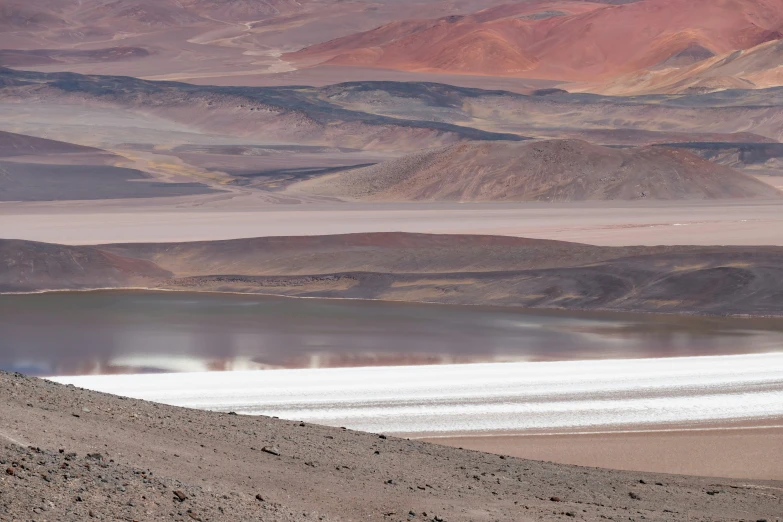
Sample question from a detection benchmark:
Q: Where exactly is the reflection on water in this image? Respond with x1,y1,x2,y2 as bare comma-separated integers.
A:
2,290,783,376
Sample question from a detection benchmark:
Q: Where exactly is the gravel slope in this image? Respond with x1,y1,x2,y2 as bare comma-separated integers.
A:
1,370,781,521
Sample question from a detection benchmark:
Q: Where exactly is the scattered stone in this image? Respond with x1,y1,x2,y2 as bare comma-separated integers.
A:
72,413,80,418
379,434,387,439
261,446,281,456
173,490,188,502
255,494,264,502
566,512,576,517
5,467,14,476
638,479,646,484
629,492,641,500
550,496,561,502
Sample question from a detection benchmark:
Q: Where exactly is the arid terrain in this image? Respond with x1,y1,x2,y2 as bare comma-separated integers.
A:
3,0,783,519
4,232,783,317
1,370,781,522
290,140,781,201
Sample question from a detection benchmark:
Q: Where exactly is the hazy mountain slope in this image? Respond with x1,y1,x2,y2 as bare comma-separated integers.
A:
289,0,783,83
289,140,782,201
0,68,524,151
314,81,783,143
598,39,783,94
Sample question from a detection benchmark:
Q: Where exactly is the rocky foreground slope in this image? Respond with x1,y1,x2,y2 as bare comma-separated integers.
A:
1,370,781,521
4,233,783,316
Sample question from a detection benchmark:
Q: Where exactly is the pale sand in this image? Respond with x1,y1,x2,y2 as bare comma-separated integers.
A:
3,197,783,246
755,174,783,190
423,424,783,481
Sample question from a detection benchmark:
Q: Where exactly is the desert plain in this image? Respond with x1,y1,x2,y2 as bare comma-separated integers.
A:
2,0,783,520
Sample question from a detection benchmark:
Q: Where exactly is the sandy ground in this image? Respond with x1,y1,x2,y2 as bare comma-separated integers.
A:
424,425,783,481
2,370,782,522
756,174,783,190
3,197,783,246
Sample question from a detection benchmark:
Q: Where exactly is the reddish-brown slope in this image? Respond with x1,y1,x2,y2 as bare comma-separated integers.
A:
0,239,171,292
597,38,783,94
290,0,602,75
289,0,783,81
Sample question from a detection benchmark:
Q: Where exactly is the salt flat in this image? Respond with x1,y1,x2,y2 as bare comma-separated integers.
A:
52,353,783,436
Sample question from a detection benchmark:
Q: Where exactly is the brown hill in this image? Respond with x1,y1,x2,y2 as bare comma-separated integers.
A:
100,232,633,277
5,233,783,316
289,140,782,201
289,0,783,83
0,239,170,292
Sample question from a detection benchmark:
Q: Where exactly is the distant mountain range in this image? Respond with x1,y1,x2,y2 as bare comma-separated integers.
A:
3,0,783,94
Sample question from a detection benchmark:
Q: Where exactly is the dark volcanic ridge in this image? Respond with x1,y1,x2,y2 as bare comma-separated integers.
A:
0,68,525,151
7,68,783,153
4,233,783,317
2,370,780,522
288,139,782,201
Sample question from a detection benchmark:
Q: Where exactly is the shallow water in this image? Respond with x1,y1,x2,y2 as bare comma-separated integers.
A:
3,290,783,376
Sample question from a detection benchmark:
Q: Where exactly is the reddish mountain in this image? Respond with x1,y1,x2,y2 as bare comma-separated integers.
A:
289,0,783,82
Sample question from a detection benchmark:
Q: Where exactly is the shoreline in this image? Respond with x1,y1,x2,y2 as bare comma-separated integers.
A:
44,358,783,480
50,353,783,443
5,285,783,320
